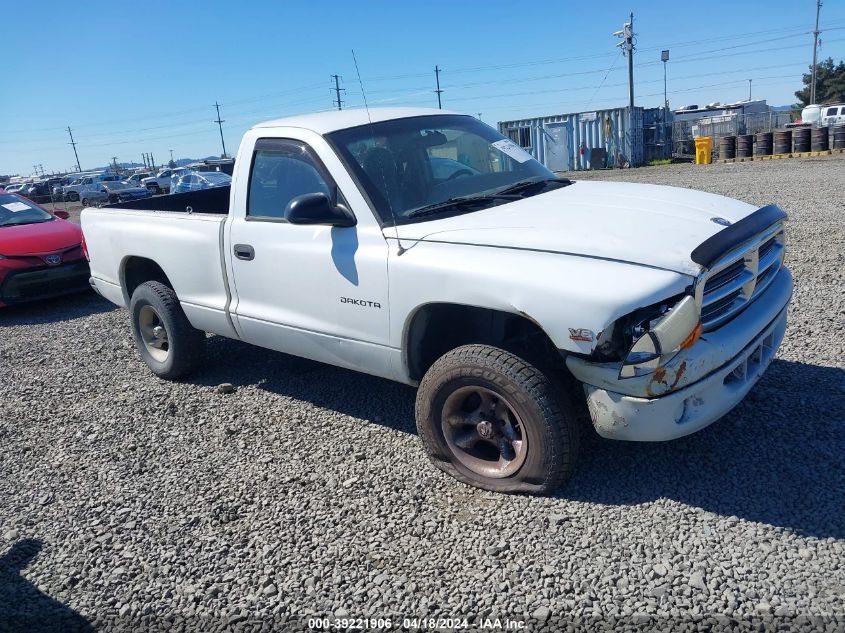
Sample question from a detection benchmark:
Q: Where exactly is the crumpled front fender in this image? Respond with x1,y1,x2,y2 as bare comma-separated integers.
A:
566,267,792,398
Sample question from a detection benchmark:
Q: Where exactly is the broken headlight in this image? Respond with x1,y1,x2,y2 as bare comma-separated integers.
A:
619,295,702,379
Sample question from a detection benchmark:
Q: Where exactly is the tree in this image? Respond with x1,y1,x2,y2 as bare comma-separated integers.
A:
795,57,845,105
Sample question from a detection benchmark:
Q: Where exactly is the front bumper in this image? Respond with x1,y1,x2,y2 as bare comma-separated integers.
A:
567,267,792,441
0,260,91,306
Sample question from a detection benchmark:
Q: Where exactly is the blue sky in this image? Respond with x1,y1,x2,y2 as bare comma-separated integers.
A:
2,0,844,175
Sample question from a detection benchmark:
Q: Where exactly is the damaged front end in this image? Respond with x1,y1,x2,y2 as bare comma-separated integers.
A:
577,290,705,398
563,202,793,441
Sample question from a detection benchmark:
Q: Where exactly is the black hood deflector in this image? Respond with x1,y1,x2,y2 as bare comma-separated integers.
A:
691,204,787,268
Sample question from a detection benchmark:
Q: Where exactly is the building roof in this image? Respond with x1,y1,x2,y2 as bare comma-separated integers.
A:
251,107,461,134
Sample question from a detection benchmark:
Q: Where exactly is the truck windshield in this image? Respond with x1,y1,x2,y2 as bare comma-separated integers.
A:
327,114,562,225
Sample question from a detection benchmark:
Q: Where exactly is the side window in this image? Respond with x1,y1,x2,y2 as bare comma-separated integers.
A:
826,107,838,117
247,139,332,219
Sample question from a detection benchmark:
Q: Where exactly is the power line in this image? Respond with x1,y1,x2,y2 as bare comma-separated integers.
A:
586,50,623,108
5,25,842,140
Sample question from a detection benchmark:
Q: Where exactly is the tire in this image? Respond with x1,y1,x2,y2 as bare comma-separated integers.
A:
416,344,578,494
129,281,205,379
81,198,89,207
69,192,80,202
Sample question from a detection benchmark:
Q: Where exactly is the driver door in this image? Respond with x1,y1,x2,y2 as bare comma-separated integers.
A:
227,137,393,378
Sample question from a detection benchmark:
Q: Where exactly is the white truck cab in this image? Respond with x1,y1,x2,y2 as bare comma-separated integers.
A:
81,108,792,493
820,104,845,127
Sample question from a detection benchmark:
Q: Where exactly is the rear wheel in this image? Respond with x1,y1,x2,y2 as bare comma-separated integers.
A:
68,192,80,202
416,344,578,494
129,281,204,379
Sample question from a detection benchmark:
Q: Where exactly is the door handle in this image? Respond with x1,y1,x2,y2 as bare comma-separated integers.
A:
234,244,255,261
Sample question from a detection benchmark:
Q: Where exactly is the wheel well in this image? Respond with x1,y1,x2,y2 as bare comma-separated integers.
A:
405,303,565,382
122,257,173,300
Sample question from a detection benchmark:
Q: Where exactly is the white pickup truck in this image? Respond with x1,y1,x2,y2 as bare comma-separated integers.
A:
81,107,792,493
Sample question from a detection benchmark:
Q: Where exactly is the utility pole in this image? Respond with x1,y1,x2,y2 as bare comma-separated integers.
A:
614,15,635,110
810,0,822,104
112,156,119,173
67,126,81,172
613,15,635,164
331,75,345,110
748,79,752,101
150,153,156,170
169,149,175,163
661,50,670,153
213,102,227,158
434,65,443,109
627,13,634,112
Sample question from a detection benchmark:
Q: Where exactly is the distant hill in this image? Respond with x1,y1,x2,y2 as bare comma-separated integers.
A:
770,104,798,112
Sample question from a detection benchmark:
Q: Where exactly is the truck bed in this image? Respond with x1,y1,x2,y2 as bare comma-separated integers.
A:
105,185,230,214
81,196,234,337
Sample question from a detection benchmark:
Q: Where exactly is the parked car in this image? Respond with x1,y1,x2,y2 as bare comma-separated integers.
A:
17,181,54,204
62,174,121,202
53,175,83,198
0,190,90,307
104,181,154,204
171,171,232,193
141,168,190,194
124,172,153,187
184,159,236,175
82,107,792,493
3,183,25,194
79,181,153,206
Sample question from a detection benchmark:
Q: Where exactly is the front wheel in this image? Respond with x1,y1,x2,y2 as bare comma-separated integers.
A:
416,345,578,494
129,281,205,379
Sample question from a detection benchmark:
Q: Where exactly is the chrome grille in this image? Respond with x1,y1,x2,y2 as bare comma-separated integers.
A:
696,223,785,330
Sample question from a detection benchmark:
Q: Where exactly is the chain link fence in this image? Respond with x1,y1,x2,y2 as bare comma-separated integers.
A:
671,112,796,158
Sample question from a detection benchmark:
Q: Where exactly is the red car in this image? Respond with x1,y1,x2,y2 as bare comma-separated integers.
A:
0,190,90,307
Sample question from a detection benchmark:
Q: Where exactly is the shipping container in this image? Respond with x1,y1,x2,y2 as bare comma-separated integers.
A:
498,106,666,172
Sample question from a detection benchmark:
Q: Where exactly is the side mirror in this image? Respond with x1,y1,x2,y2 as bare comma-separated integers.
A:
54,210,70,220
284,192,355,227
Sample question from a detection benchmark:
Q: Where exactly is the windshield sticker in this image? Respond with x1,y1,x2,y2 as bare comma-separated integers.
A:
491,139,534,163
2,201,33,212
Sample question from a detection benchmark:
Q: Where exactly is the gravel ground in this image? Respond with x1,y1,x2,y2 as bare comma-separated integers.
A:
2,156,844,632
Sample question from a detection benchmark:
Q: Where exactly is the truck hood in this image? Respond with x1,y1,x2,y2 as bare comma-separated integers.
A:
391,181,758,276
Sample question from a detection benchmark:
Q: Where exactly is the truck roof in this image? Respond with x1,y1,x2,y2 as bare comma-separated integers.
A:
251,107,460,135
